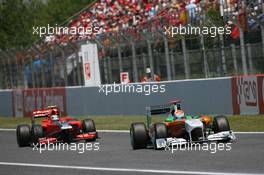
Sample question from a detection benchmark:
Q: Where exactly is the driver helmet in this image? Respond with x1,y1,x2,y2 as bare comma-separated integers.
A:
50,109,59,121
174,110,185,119
51,114,59,121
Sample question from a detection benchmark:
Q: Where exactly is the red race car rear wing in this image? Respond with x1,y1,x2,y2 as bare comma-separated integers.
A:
31,109,50,123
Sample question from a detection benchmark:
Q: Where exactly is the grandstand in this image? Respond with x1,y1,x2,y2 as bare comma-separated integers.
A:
0,0,264,89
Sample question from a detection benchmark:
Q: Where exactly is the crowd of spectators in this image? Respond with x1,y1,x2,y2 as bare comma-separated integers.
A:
46,0,201,45
45,0,263,45
9,0,264,88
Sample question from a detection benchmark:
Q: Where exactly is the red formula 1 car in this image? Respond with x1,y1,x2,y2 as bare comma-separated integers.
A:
16,106,97,147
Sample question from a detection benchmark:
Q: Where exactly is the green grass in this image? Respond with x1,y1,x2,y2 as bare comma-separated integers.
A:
228,115,264,132
0,115,263,131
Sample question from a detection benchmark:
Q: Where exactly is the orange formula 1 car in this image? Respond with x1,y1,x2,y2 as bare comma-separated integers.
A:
16,106,97,147
130,100,236,150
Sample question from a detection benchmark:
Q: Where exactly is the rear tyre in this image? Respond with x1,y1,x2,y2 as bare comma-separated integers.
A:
130,122,148,149
16,124,31,147
31,124,44,144
82,119,96,141
213,115,230,133
153,123,168,150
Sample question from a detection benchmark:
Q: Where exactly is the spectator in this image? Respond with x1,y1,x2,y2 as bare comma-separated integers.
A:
141,68,161,82
186,0,197,24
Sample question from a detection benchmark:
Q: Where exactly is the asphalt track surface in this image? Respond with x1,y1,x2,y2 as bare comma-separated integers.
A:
0,131,263,175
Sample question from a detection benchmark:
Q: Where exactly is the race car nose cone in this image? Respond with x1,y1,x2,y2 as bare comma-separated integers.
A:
185,119,203,133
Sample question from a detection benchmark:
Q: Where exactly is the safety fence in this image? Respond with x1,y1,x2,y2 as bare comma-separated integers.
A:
1,34,264,89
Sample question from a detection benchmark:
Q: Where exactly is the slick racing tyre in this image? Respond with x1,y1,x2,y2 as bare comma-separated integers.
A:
213,115,230,133
31,124,44,144
153,123,168,150
82,119,96,141
130,122,148,149
82,119,96,132
16,124,31,147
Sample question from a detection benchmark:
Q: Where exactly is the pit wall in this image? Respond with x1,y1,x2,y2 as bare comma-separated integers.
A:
0,75,263,117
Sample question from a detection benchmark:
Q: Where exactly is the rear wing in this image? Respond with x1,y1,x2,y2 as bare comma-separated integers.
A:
146,104,171,128
31,109,50,123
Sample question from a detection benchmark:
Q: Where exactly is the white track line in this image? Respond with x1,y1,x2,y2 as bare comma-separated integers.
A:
0,128,264,134
0,162,262,175
0,128,15,131
98,130,129,133
234,132,264,134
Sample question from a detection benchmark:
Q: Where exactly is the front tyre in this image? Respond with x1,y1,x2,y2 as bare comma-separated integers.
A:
16,124,31,147
213,115,230,133
153,123,168,150
82,119,96,141
82,119,96,132
31,124,44,144
130,122,148,149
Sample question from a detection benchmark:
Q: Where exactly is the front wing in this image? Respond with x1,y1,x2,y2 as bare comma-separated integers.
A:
38,132,97,144
155,131,236,149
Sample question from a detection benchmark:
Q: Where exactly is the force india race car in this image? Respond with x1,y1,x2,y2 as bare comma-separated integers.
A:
130,100,236,150
16,106,97,147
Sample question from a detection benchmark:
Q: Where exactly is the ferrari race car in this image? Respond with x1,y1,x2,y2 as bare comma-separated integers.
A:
16,106,97,147
130,100,236,150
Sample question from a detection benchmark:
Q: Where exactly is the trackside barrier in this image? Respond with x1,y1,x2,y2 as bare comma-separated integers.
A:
65,77,233,115
0,75,263,117
12,88,67,117
0,90,12,117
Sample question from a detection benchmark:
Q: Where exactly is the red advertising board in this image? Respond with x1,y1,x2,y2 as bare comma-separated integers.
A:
13,88,67,117
257,75,264,114
232,74,264,115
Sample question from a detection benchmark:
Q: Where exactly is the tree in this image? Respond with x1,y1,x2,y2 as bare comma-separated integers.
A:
0,0,94,50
